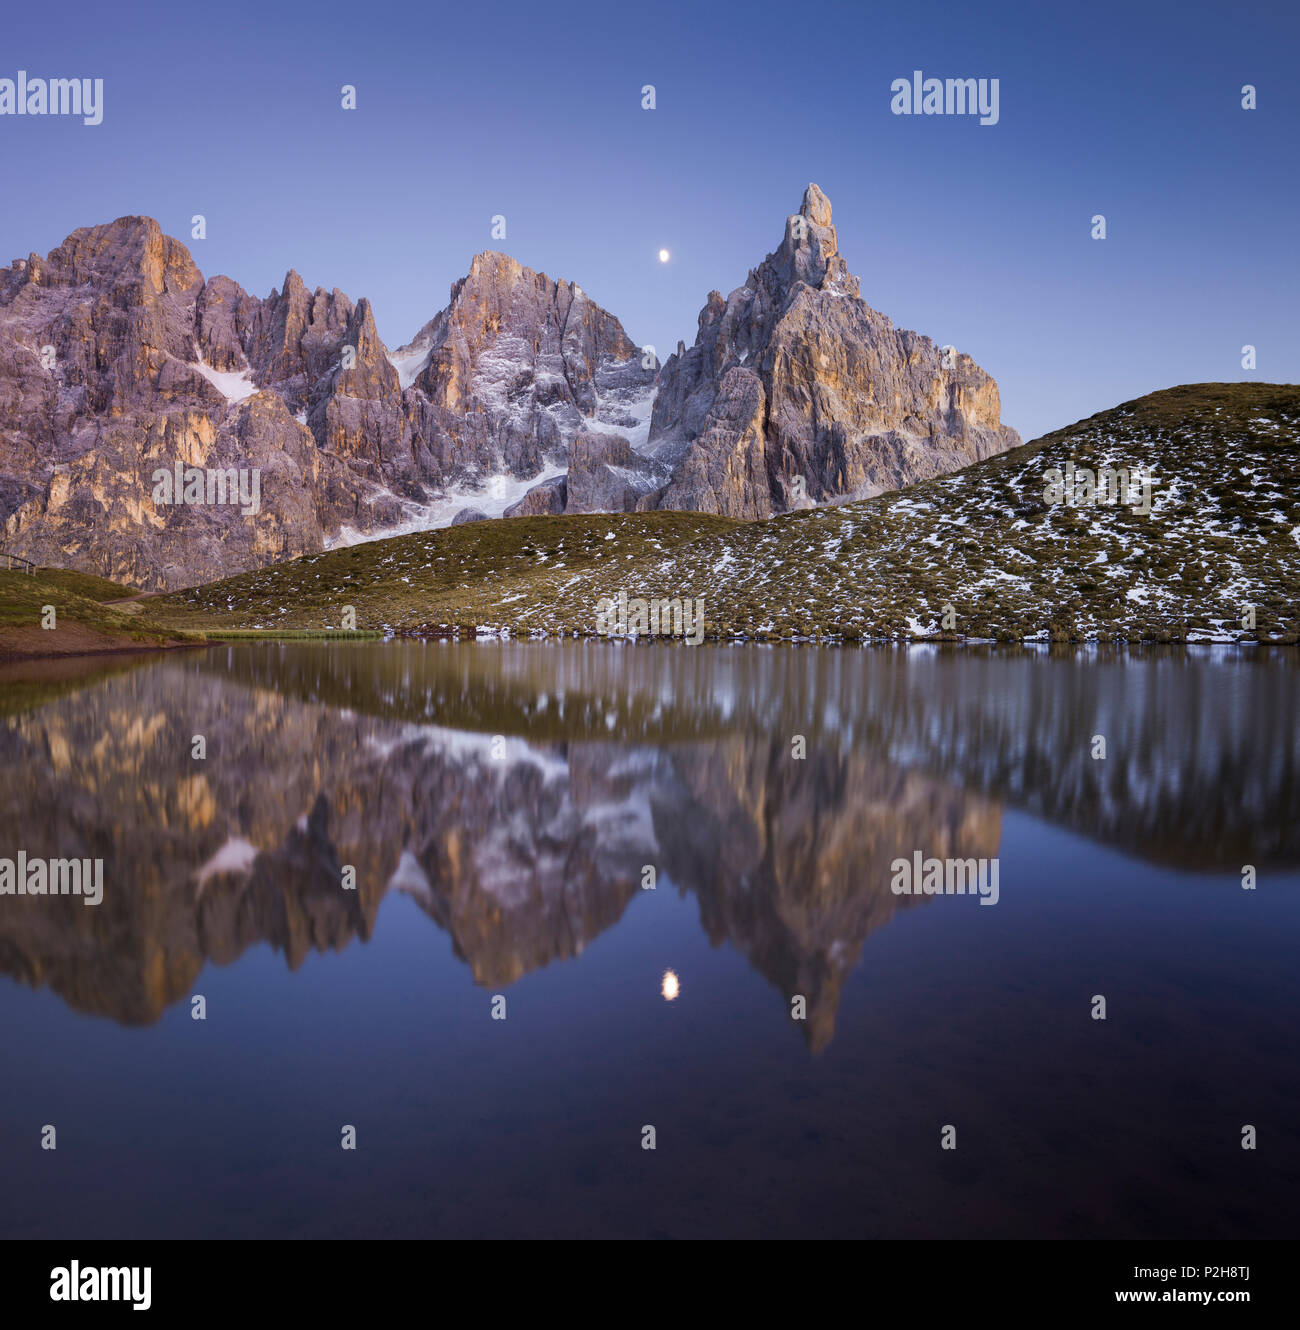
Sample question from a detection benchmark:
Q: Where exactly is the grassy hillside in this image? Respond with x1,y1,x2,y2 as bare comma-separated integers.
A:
14,568,140,602
151,511,742,634
152,383,1299,644
0,569,205,660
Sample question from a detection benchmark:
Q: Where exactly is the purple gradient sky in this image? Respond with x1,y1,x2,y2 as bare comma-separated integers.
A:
1,0,1296,440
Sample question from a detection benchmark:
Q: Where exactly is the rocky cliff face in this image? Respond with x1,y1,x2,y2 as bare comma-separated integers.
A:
0,220,375,589
641,184,1020,517
0,190,1018,588
396,251,654,477
0,220,653,589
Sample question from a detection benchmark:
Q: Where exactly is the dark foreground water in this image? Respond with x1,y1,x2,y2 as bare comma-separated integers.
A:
0,642,1297,1239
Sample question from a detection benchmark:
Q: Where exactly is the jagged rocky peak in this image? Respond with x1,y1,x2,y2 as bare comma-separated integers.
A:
0,196,1022,590
24,214,202,297
387,249,658,515
0,215,209,411
239,268,362,400
645,182,1020,518
774,182,857,295
392,249,652,431
0,215,399,589
801,181,832,226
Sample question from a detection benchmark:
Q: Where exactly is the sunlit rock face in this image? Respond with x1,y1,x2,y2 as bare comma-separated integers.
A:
644,183,1020,517
0,191,1019,586
0,219,363,589
0,221,652,589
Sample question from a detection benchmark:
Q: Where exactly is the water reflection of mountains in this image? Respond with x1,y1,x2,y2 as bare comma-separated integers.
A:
0,643,1294,1041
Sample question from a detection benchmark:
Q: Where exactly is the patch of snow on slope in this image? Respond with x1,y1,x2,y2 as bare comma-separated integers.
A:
192,358,260,402
326,462,568,548
586,381,658,452
388,337,434,390
607,463,667,491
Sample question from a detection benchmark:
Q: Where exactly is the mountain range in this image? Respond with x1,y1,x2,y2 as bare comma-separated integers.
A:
0,185,1018,589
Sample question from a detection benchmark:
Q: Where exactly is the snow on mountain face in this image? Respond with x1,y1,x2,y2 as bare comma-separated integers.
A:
499,378,667,520
0,222,654,586
327,462,570,547
0,192,1022,589
587,379,658,451
409,380,664,534
191,358,260,402
387,338,433,390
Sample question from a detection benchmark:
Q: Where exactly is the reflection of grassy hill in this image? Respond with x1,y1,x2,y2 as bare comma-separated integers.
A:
0,654,164,719
192,638,1300,870
194,640,745,743
0,569,204,661
135,384,1300,643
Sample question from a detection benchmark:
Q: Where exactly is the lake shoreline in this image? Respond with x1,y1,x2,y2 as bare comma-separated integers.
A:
0,624,207,664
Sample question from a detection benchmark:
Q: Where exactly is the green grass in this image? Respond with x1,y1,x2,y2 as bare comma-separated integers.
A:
0,570,205,657
9,568,140,602
150,510,741,633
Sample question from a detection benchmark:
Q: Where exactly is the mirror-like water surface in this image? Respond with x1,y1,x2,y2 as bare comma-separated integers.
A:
1,642,1297,1238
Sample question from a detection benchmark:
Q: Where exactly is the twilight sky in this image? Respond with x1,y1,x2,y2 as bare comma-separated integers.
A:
1,0,1296,440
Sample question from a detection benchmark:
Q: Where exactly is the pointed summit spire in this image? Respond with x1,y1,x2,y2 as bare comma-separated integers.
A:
647,181,1019,518
800,183,833,228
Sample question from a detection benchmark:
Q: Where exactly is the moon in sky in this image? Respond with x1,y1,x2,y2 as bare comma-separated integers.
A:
661,969,680,1000
658,248,670,263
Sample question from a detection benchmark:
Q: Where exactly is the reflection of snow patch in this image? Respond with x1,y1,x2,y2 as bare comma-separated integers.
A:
389,849,433,902
196,836,259,890
381,721,572,783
